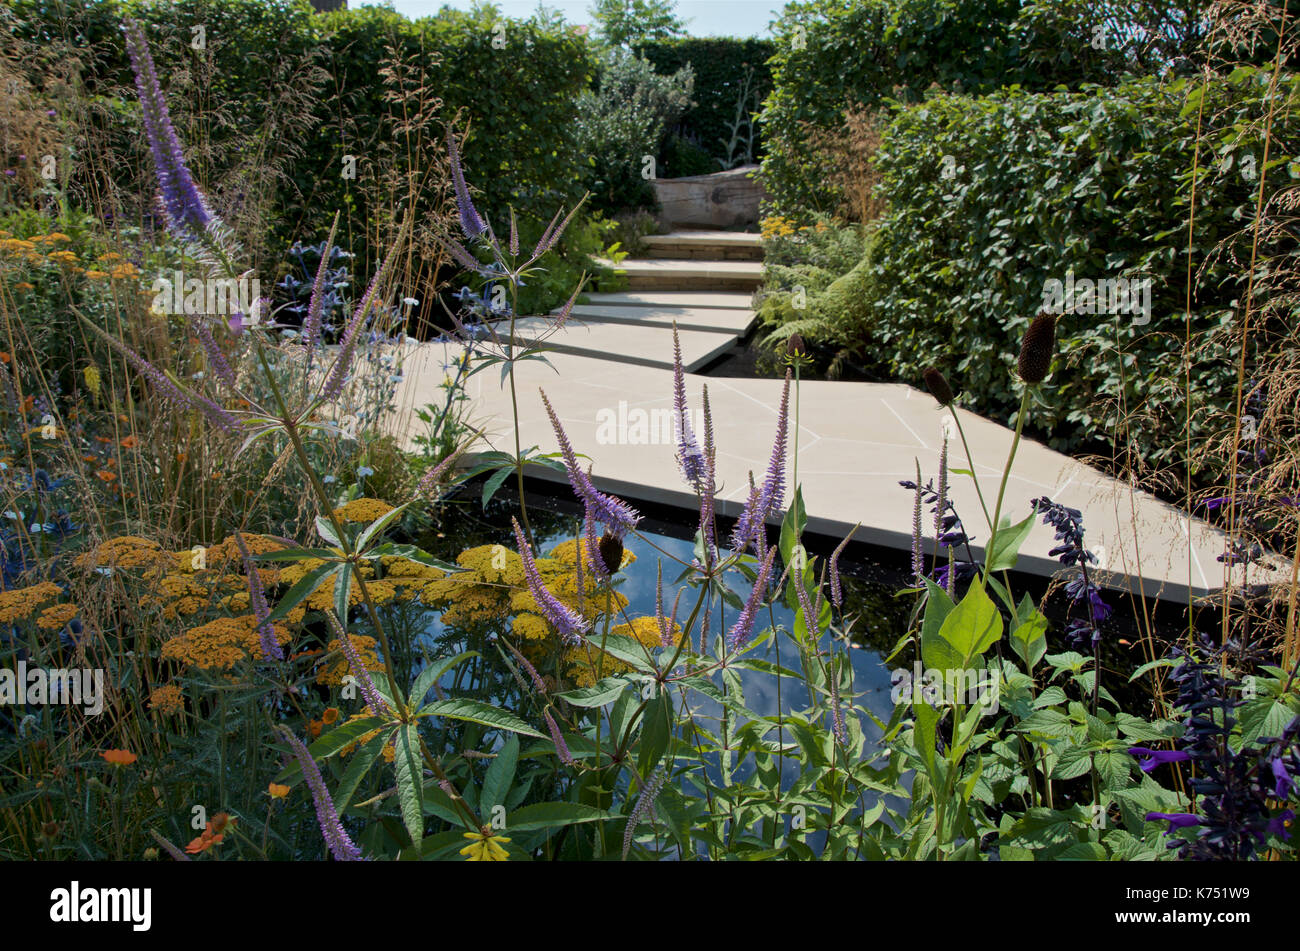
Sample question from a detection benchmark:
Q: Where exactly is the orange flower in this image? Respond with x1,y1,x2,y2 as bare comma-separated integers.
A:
0,352,9,363
20,395,34,413
308,719,323,738
321,707,340,725
120,435,139,450
175,452,187,463
101,749,137,766
94,469,116,483
268,783,290,800
185,813,236,854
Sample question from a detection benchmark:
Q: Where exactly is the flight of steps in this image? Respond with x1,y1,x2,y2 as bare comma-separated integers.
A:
504,230,763,371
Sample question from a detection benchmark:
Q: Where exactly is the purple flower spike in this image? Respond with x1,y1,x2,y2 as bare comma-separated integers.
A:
234,532,282,662
730,371,790,554
544,709,573,766
278,727,367,861
671,323,705,490
1145,811,1202,834
540,389,640,537
513,518,589,645
123,20,215,242
321,237,404,402
327,612,390,716
1128,746,1191,773
447,130,486,239
698,384,718,561
727,546,777,653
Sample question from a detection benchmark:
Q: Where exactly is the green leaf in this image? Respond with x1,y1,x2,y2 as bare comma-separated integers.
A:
267,562,339,623
408,651,479,710
936,579,1002,668
637,689,673,776
1009,609,1048,671
987,509,1038,573
555,676,631,708
504,802,610,833
416,698,544,738
333,734,386,813
356,501,413,551
481,465,514,509
315,516,341,547
481,734,520,815
307,715,388,760
392,723,425,847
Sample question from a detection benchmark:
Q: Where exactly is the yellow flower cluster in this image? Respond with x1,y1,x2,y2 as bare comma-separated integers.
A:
75,536,172,572
760,215,805,240
160,614,293,671
332,497,396,524
317,633,383,687
564,616,682,687
148,684,184,716
36,602,78,631
0,582,63,624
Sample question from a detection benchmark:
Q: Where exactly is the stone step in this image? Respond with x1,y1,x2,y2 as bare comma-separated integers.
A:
601,257,764,292
503,317,736,371
581,290,755,310
640,231,764,261
562,303,754,336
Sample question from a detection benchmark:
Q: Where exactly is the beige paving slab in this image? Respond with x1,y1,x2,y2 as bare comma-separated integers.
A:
603,258,764,282
503,316,735,371
583,290,755,310
393,343,1242,605
564,303,754,335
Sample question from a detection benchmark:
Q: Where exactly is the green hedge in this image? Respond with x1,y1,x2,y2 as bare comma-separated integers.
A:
858,70,1299,471
758,0,1207,216
7,0,595,310
638,37,775,172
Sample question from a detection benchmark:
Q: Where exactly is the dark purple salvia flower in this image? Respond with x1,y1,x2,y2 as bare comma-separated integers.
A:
540,389,640,537
193,319,237,393
123,20,215,243
544,709,573,766
622,767,667,860
447,130,486,238
1128,746,1192,773
1145,811,1202,833
513,517,589,644
671,323,706,490
327,612,390,716
234,532,282,662
1032,496,1109,649
727,546,777,653
730,371,790,554
278,727,366,861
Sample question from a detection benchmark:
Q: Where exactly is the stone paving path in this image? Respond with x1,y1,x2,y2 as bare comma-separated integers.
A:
394,232,1240,606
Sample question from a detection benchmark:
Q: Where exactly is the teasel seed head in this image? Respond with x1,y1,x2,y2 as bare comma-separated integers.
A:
923,367,955,406
1018,312,1057,384
597,530,624,575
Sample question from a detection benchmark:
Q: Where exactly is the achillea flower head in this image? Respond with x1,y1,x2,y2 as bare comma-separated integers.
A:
622,767,667,860
730,371,790,554
727,546,777,653
327,612,390,716
123,20,215,243
672,323,706,490
1017,312,1057,384
278,726,366,861
923,368,954,406
540,388,640,537
447,131,486,238
234,531,282,661
512,517,589,644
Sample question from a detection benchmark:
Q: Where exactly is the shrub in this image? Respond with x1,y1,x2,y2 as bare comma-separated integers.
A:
860,71,1300,473
575,49,694,213
638,37,775,170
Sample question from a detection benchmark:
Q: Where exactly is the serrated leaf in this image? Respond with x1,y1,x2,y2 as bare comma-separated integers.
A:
416,698,544,738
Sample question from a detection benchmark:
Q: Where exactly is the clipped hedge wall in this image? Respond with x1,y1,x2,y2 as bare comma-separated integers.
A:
638,37,775,171
858,71,1299,471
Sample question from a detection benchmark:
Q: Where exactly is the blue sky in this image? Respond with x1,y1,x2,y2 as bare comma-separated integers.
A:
362,1,782,38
